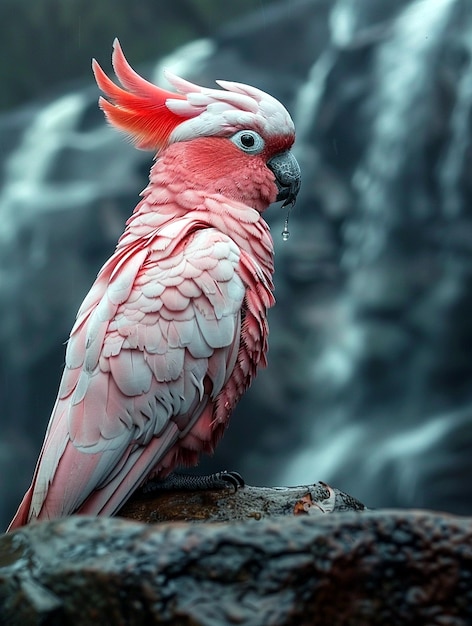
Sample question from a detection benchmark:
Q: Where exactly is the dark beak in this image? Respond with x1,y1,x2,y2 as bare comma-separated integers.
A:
267,150,301,208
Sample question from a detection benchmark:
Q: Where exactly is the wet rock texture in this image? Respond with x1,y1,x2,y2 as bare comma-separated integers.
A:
118,482,366,523
1,506,472,625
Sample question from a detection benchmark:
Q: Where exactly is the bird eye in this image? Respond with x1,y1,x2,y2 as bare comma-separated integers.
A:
241,133,255,148
230,130,265,154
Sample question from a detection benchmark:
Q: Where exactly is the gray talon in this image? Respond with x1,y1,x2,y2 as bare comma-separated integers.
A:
141,470,245,494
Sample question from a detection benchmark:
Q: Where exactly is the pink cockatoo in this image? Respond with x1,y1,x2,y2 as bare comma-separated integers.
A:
8,39,300,531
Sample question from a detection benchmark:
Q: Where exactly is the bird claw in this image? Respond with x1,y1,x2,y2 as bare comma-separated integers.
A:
213,470,245,491
142,470,245,494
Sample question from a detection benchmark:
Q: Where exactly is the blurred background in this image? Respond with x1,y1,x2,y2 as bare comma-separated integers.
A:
2,0,472,530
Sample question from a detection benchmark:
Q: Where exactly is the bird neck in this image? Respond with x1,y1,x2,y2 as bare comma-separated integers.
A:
116,155,275,279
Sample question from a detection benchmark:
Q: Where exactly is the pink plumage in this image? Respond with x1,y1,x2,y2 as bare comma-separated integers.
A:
8,39,300,530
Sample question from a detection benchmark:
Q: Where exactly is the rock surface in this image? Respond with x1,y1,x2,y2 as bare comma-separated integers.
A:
1,505,471,625
117,481,366,523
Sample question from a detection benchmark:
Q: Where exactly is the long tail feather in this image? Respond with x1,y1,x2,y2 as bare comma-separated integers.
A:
7,488,34,531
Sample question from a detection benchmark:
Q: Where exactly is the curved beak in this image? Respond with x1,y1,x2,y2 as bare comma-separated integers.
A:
267,150,301,208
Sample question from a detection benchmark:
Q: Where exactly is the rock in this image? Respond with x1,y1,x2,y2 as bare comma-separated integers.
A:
1,505,471,625
117,481,366,523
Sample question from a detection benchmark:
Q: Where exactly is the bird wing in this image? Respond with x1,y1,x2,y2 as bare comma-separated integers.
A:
16,221,246,523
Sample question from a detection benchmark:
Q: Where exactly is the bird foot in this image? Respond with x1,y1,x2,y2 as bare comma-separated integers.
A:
142,470,245,495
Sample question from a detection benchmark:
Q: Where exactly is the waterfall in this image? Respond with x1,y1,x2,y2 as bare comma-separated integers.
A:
2,0,472,527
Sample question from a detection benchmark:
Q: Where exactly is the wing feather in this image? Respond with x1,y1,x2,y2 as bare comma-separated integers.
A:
15,225,245,524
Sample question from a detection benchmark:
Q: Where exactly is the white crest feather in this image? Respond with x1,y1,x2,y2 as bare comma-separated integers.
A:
163,70,295,143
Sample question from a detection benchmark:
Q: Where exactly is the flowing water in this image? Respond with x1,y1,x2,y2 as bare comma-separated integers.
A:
2,0,472,526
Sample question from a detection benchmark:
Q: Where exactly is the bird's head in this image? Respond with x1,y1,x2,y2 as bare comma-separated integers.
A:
92,39,300,213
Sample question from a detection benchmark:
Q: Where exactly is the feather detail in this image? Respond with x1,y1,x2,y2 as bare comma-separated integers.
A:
8,219,253,526
92,39,186,150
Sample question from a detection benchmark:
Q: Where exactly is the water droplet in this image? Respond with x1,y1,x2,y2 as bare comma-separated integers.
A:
281,202,294,242
281,215,290,241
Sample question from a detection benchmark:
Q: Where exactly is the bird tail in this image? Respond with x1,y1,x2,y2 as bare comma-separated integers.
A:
6,487,34,532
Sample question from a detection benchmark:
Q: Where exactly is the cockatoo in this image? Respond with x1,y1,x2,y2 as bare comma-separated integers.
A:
8,39,300,530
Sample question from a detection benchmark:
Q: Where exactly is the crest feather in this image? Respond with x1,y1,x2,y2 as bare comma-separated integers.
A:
92,39,186,150
92,38,295,151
